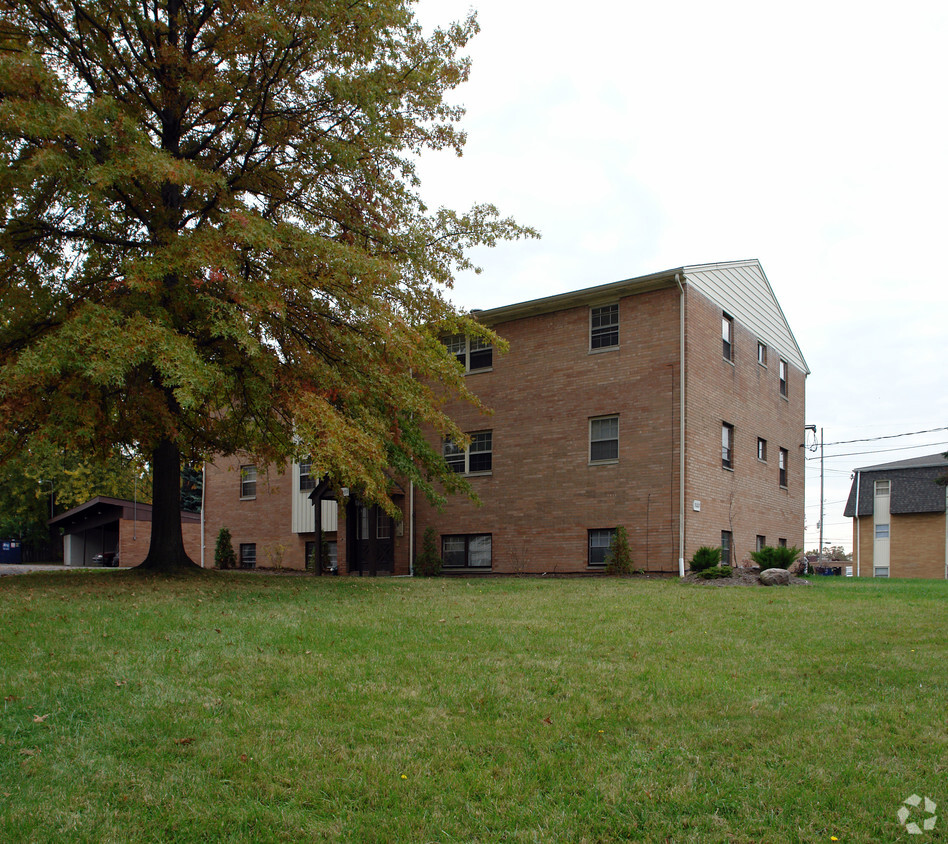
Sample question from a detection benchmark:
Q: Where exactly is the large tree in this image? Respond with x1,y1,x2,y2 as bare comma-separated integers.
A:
0,0,531,570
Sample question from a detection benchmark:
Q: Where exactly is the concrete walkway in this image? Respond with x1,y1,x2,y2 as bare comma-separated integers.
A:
0,564,119,576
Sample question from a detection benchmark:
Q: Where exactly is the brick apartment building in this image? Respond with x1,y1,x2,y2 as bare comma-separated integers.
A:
202,259,808,575
844,453,948,579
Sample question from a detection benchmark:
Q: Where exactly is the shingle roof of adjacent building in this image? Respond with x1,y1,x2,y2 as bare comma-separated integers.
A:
843,452,948,517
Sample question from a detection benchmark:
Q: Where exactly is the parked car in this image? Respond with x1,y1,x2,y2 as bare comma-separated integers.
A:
92,551,119,567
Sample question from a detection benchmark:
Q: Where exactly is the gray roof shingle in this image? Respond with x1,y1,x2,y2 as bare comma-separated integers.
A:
843,453,948,517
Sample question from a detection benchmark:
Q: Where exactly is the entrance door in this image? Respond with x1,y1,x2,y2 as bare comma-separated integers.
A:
347,501,394,576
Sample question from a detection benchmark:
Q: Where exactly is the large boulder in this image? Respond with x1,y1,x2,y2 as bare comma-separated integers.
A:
759,568,791,586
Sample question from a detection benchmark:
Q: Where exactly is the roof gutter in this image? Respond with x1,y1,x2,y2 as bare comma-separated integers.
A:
676,273,686,577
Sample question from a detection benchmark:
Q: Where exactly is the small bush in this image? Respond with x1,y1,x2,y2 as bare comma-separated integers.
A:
415,527,441,577
605,526,633,575
697,565,732,580
751,545,802,570
214,527,236,570
689,546,721,573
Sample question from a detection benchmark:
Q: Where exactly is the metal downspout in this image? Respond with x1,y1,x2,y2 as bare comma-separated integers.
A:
409,481,415,577
854,470,861,578
676,273,686,577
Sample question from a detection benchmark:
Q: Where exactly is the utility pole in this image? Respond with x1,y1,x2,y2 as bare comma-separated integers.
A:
818,427,824,566
803,425,818,571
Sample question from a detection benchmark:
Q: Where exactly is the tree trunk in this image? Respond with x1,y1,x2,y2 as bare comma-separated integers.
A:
138,437,200,571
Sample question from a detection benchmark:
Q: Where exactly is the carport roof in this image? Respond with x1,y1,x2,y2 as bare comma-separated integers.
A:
49,496,200,531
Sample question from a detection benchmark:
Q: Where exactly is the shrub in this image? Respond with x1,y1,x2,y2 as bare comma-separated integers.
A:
689,546,721,573
750,545,802,570
415,527,441,577
697,565,732,580
604,526,633,575
214,527,236,570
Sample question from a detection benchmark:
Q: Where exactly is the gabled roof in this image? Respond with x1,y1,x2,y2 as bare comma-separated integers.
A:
843,453,948,517
854,452,948,472
474,259,808,375
682,260,809,374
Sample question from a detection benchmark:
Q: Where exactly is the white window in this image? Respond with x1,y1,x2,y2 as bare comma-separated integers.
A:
757,437,767,462
376,509,391,540
875,480,890,497
875,524,890,539
757,341,767,366
874,567,890,578
442,534,492,568
756,535,766,551
443,334,492,373
778,448,788,487
779,359,788,398
444,431,492,474
590,304,619,349
722,423,734,469
298,460,315,491
590,416,619,463
722,313,734,361
588,528,616,567
240,465,257,499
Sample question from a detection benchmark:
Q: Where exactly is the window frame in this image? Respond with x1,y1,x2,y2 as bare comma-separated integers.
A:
778,448,788,487
757,437,767,462
443,334,493,373
756,535,766,552
589,415,619,464
588,528,617,568
874,523,890,539
441,534,492,569
722,422,734,470
443,430,493,475
590,303,619,350
874,566,890,578
722,313,734,362
779,359,789,398
239,543,256,569
298,460,315,491
721,530,733,565
757,341,768,367
240,464,257,499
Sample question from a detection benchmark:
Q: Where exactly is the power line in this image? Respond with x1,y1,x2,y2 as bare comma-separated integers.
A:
819,426,948,447
806,440,948,462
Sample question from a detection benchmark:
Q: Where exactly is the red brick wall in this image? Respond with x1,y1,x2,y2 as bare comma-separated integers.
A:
414,286,682,574
202,455,411,574
682,288,806,566
117,519,202,568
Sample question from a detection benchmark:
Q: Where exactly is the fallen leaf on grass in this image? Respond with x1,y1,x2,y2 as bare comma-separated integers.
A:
542,715,552,725
32,714,49,723
19,747,39,756
174,737,195,746
4,695,17,703
239,753,248,762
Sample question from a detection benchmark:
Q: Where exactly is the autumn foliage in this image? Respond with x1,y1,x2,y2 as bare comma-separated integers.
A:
0,1,533,569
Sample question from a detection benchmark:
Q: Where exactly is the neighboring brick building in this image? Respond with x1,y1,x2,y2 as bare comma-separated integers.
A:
202,259,808,575
843,453,948,579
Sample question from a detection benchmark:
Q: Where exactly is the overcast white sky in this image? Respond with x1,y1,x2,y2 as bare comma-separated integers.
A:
414,0,948,551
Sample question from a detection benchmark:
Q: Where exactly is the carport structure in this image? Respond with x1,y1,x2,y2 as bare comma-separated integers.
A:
49,497,201,567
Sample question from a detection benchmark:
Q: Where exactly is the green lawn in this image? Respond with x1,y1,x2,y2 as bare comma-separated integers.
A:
1,572,945,842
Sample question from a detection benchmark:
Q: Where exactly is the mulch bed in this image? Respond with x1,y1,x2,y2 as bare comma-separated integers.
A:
680,567,811,587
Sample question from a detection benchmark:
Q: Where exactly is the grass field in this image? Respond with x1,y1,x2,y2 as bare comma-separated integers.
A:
1,571,946,842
